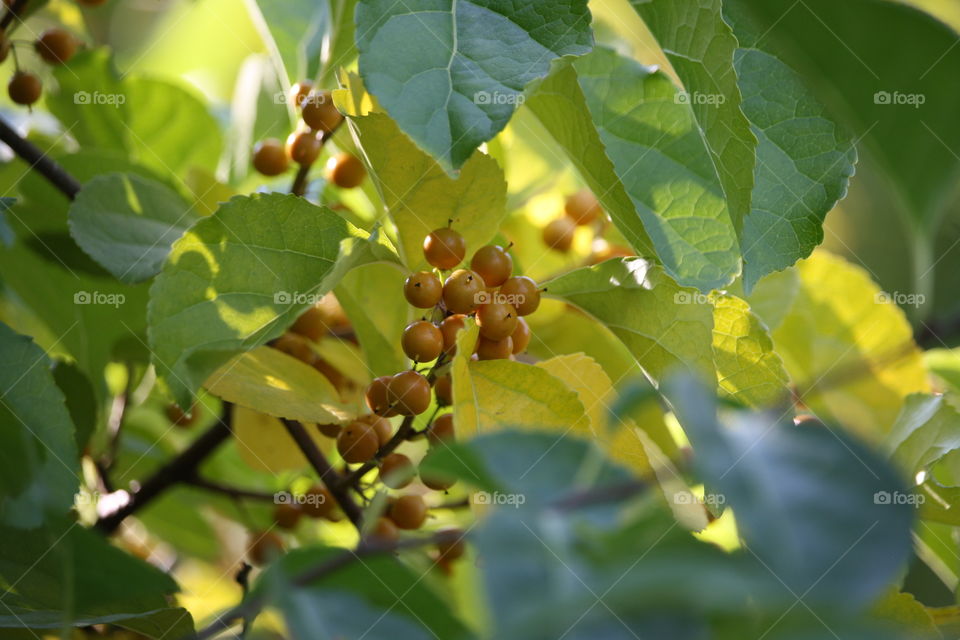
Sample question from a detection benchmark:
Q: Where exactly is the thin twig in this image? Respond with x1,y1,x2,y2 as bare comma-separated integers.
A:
0,115,81,199
0,0,29,31
184,476,279,502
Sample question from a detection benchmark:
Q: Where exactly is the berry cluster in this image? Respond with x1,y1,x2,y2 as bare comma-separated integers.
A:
251,79,366,189
542,188,633,263
3,7,85,108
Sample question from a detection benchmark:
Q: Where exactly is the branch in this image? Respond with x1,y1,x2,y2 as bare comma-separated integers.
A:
184,476,279,502
0,0,29,31
280,418,364,527
288,120,342,197
96,404,234,534
0,115,81,199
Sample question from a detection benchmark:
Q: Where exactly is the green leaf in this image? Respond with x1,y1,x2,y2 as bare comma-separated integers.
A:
147,193,363,408
51,361,98,451
68,173,197,284
49,49,222,176
711,293,789,407
249,0,327,82
0,607,194,640
355,0,593,171
528,48,740,291
665,375,914,609
925,349,960,395
0,197,15,246
544,258,715,383
628,0,757,233
0,323,78,529
348,112,508,270
418,441,504,494
733,48,857,290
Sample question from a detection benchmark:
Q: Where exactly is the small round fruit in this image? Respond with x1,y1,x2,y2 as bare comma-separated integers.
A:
286,130,321,166
439,314,467,354
317,422,342,438
8,72,42,106
476,302,518,341
442,270,483,314
436,529,467,561
366,376,398,416
565,189,603,225
499,276,541,316
423,228,466,270
401,321,443,362
288,80,313,108
404,271,443,308
428,413,455,445
380,453,415,489
543,217,576,252
476,335,513,360
290,305,329,342
511,317,531,354
421,469,456,491
301,485,334,519
435,374,453,406
247,531,284,566
272,333,316,364
362,413,392,446
337,420,380,463
367,516,400,544
327,152,366,188
252,138,289,176
301,90,342,133
35,28,78,65
165,403,197,427
273,503,302,530
470,245,513,287
389,494,428,530
386,371,432,416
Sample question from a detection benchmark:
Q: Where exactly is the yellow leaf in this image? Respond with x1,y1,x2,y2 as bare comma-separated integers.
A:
711,294,790,407
749,250,930,435
232,405,332,472
204,346,354,424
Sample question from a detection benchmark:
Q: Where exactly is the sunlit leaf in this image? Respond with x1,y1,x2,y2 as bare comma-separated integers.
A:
232,405,333,472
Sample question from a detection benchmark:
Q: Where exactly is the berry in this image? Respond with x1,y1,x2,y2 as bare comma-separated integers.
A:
290,305,330,342
423,228,466,270
543,217,576,252
286,130,321,166
273,503,302,530
476,335,513,360
470,245,513,287
476,302,518,341
386,370,432,416
366,376,398,416
499,276,540,316
389,494,428,530
8,72,42,106
565,189,603,225
367,516,400,544
35,28,78,65
401,321,443,362
317,422,342,438
301,90,342,133
288,80,313,108
380,453,414,489
436,529,467,561
272,333,316,364
361,413,392,446
247,531,284,566
428,413,455,445
337,420,380,463
442,270,483,314
327,152,366,188
301,485,335,519
421,469,456,491
404,271,443,308
511,317,531,354
252,138,289,176
439,314,467,354
435,374,453,406
165,403,197,427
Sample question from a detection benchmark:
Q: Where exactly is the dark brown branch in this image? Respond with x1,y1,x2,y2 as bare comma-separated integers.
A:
96,404,234,534
280,418,364,527
290,163,311,196
0,0,29,31
0,115,81,199
184,476,279,502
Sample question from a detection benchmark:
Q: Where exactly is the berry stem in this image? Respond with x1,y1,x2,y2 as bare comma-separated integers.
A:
288,113,344,197
281,417,364,528
340,414,416,489
0,114,81,199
